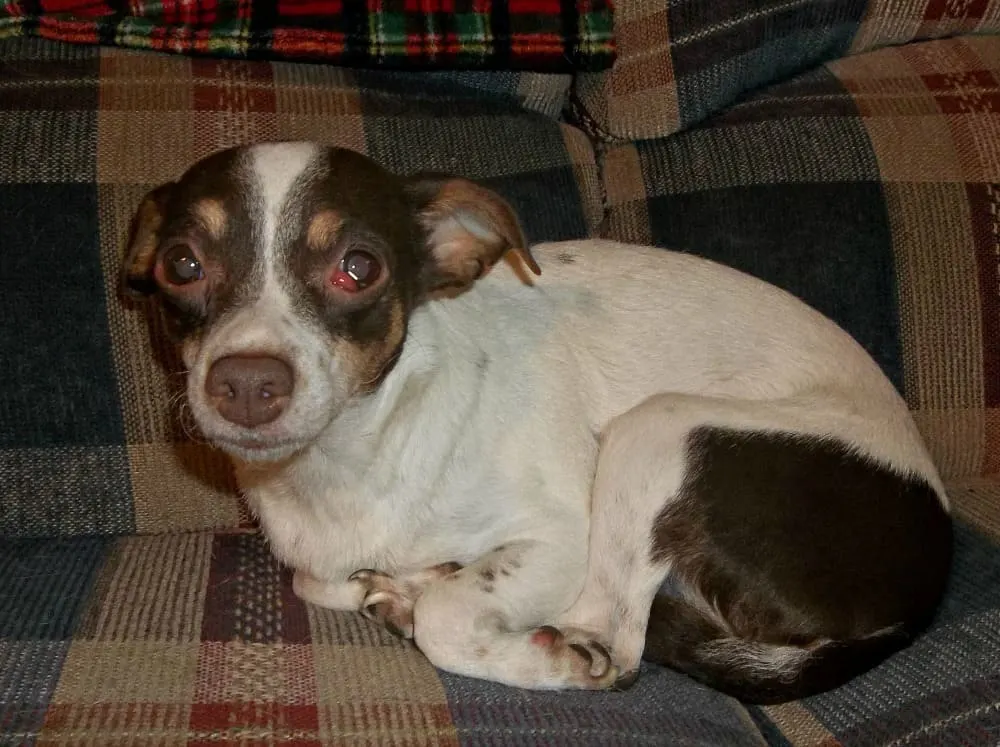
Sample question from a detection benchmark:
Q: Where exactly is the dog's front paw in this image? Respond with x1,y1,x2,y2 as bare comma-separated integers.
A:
349,569,416,639
529,625,621,689
292,569,364,610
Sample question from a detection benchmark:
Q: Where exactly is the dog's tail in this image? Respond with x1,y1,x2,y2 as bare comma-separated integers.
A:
642,594,914,704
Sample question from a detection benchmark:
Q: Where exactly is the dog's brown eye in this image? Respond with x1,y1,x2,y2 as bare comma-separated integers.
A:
332,250,381,293
162,244,204,286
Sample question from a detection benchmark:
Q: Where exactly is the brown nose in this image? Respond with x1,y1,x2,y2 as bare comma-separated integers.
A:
205,355,294,427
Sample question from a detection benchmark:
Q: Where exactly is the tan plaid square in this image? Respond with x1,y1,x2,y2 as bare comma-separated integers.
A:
861,115,965,182
76,533,213,642
762,702,836,746
313,644,457,743
51,641,200,704
948,476,1000,541
99,48,194,112
97,110,197,185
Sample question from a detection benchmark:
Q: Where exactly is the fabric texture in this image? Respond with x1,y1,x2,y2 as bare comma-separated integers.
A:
600,35,1000,483
573,0,1000,142
2,480,999,745
0,0,615,72
0,36,602,539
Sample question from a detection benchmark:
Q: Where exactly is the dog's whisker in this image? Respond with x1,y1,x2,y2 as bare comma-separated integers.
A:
175,401,210,445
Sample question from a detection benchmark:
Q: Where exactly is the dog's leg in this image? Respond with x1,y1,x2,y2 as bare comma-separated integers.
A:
552,396,699,689
398,538,622,690
555,392,948,700
292,570,368,610
349,562,464,638
553,393,834,686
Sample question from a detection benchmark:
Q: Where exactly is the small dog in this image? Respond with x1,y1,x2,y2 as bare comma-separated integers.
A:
122,142,952,704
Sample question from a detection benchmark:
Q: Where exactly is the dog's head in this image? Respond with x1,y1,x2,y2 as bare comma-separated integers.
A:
122,143,537,462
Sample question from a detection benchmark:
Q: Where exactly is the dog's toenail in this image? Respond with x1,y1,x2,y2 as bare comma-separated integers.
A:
569,643,593,664
385,620,405,638
349,569,378,582
590,641,611,661
612,669,640,691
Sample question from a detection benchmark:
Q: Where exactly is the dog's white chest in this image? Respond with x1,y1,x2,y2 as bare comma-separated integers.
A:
242,478,398,579
238,453,527,583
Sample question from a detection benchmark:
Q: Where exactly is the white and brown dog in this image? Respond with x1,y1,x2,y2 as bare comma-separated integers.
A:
122,142,952,704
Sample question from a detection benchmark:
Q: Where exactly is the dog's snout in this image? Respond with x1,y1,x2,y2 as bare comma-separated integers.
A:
205,355,294,427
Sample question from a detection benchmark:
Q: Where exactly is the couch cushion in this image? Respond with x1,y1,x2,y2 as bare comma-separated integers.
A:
0,36,602,539
2,478,998,744
574,0,1000,142
600,35,1000,482
0,0,615,73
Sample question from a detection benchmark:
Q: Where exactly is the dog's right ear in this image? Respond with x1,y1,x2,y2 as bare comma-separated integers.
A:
121,183,175,299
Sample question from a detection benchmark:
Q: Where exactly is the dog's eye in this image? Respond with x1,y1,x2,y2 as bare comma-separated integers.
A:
332,250,381,292
162,244,204,286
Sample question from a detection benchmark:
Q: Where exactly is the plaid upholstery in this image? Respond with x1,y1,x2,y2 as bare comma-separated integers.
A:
0,36,602,539
0,0,615,72
573,0,1000,142
601,35,1000,484
3,490,999,745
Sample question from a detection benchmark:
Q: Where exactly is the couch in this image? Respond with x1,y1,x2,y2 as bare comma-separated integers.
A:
2,1,999,744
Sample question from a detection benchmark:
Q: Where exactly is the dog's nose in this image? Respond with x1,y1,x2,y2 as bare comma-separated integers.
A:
205,355,294,427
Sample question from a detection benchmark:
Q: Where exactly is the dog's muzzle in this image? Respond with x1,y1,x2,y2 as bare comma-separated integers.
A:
204,354,294,427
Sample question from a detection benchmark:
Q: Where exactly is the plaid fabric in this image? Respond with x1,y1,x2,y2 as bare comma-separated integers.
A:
2,485,999,745
0,36,602,539
601,35,1000,484
573,0,1000,142
0,0,615,72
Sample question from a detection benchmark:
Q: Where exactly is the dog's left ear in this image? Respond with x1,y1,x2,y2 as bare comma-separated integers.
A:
405,174,540,293
120,182,175,299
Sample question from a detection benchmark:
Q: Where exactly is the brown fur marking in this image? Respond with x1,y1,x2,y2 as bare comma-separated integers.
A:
306,210,344,252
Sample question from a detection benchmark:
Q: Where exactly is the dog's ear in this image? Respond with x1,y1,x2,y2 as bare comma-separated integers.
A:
404,174,540,293
121,182,175,298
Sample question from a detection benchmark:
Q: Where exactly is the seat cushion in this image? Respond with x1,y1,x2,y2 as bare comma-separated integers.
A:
599,35,1000,481
0,37,602,539
0,0,615,73
573,0,1000,142
2,479,998,744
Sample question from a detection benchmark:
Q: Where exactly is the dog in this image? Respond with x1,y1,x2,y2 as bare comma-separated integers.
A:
121,142,953,704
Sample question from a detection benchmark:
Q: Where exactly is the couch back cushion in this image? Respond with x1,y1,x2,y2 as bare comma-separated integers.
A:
0,37,602,539
600,35,1000,482
575,0,1000,142
0,0,615,72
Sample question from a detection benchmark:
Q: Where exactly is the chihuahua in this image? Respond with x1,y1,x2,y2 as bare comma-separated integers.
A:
122,142,952,704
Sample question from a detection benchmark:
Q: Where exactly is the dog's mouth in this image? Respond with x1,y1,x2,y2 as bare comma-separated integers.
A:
209,432,307,463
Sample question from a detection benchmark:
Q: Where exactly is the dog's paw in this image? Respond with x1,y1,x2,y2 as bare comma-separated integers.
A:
529,625,621,688
349,569,415,639
291,569,363,611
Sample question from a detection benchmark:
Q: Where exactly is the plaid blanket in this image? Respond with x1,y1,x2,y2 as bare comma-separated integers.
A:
3,496,999,744
0,0,615,72
575,0,1000,141
601,35,1000,483
0,36,601,539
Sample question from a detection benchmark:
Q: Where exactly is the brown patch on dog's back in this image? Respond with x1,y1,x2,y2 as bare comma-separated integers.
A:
556,251,576,264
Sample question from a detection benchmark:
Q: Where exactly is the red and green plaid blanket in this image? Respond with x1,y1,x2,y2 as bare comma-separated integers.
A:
0,0,615,71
